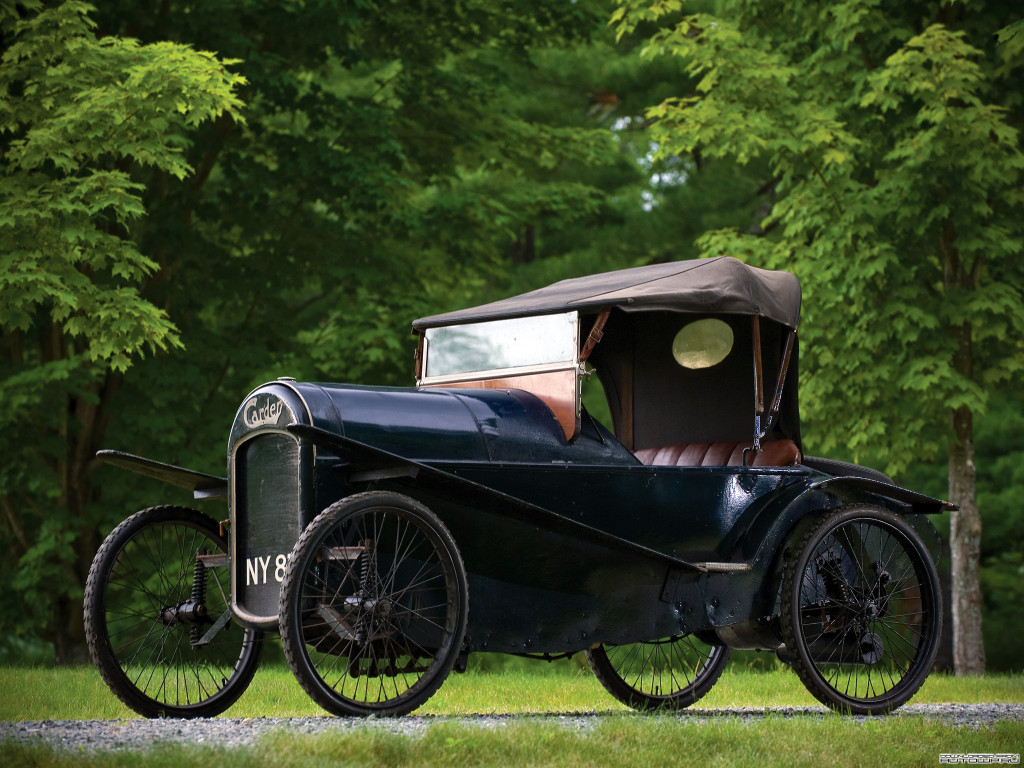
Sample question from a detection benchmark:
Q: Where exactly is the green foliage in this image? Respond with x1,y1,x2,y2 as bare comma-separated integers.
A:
1,0,652,662
612,0,1024,474
1,0,244,387
0,1,245,660
968,389,1024,670
86,0,624,399
614,0,1024,672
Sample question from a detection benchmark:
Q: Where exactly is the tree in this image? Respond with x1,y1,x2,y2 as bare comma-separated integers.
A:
1,0,627,663
85,0,627,395
613,0,1024,674
448,18,776,306
0,0,824,665
0,0,244,663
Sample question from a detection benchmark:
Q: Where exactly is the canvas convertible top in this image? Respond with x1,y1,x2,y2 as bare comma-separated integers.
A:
412,257,801,330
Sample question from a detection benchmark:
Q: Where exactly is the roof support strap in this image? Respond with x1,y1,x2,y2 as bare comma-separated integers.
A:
750,316,765,460
752,316,764,416
580,309,611,363
768,329,796,420
748,321,795,464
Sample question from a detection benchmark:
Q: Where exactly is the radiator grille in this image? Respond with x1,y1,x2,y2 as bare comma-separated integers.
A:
234,432,302,621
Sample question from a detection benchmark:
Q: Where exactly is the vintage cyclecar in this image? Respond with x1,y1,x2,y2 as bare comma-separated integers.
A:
85,257,948,718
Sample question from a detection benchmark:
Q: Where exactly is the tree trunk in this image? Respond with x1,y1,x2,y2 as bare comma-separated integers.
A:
509,224,535,265
53,595,90,666
948,400,985,674
52,374,114,666
942,216,985,676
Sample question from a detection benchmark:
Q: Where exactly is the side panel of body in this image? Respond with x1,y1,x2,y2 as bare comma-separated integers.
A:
408,462,809,652
371,463,942,654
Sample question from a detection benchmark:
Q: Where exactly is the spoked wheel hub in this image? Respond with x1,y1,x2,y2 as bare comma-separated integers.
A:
342,595,393,616
158,601,209,626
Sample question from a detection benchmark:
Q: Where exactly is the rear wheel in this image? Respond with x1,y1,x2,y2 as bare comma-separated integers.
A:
780,506,941,714
84,506,262,718
586,634,730,710
279,491,468,716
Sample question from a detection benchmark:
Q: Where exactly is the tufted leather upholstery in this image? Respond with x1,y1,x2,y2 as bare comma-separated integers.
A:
634,439,801,468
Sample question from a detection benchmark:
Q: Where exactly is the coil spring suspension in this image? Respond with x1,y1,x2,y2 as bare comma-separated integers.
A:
354,539,376,645
190,550,207,647
815,549,852,632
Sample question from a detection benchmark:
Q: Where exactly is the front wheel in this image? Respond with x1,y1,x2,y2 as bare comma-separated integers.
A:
780,506,941,714
84,506,262,718
586,635,730,710
279,491,468,716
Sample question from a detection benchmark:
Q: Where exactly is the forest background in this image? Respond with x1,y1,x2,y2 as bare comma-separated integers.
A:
1,0,1022,672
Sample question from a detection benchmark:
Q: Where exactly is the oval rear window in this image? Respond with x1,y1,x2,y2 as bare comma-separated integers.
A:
672,318,734,369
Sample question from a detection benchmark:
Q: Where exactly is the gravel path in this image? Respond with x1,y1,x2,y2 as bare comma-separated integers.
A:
4,705,1023,752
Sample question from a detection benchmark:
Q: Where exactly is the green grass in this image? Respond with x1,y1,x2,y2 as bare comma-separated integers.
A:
2,665,1022,768
2,715,1024,768
1,663,1022,722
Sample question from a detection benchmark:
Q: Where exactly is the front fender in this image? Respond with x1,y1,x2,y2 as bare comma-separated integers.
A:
95,450,227,501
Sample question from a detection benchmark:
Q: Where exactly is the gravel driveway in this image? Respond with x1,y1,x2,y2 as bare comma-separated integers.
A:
4,704,1023,752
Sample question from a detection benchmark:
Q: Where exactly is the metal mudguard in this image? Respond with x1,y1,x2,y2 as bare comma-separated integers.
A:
95,450,226,500
702,469,950,648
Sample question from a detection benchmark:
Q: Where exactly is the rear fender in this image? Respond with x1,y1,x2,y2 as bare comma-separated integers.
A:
706,474,951,637
742,475,952,570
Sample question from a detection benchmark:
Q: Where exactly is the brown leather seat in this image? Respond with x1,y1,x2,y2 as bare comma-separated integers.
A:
634,439,801,468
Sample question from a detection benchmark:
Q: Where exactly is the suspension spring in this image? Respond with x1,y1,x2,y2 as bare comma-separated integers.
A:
190,549,208,647
355,539,376,645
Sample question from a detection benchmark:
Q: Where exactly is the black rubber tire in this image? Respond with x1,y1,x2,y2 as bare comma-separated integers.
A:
279,491,468,717
84,506,263,718
586,635,731,711
780,506,941,715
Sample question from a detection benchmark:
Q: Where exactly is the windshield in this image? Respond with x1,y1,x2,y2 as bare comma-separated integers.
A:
422,312,579,381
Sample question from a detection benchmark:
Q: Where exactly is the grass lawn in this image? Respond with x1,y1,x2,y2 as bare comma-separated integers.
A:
1,662,1023,721
1,664,1022,767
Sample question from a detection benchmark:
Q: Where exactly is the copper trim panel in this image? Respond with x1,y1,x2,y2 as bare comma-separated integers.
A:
421,367,580,442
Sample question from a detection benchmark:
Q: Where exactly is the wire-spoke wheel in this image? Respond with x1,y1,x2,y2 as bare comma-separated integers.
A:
279,491,468,716
84,506,263,718
780,506,941,715
586,634,730,710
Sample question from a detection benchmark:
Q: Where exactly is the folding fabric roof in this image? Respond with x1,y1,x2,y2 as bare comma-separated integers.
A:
412,257,801,330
